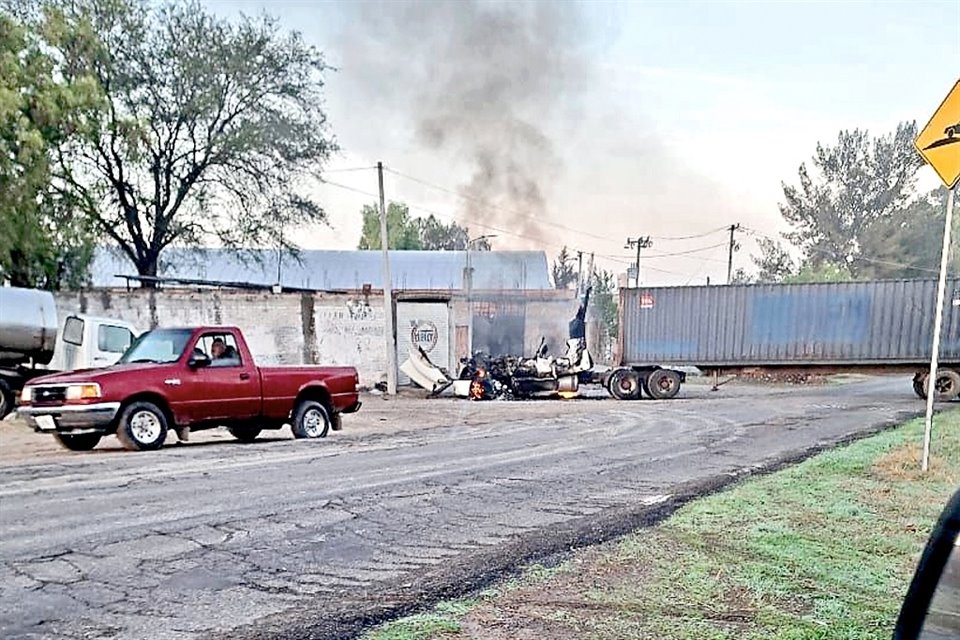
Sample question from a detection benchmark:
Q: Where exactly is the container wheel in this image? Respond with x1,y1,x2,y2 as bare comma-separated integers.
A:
608,369,641,400
924,369,960,402
646,369,682,400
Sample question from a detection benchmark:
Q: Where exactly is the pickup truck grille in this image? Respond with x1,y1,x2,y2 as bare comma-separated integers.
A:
32,386,67,405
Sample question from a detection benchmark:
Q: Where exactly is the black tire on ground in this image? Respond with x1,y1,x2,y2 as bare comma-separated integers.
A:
228,425,262,443
291,400,331,439
0,379,13,420
924,369,960,402
608,369,641,401
116,401,169,451
913,374,928,399
54,432,102,451
646,369,682,400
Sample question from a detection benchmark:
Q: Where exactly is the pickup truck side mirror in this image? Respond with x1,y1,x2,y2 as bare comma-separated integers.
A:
188,353,211,369
894,487,960,639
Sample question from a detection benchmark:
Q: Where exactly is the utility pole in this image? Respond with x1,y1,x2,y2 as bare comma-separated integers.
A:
377,162,397,395
727,223,741,284
576,250,584,295
625,236,653,287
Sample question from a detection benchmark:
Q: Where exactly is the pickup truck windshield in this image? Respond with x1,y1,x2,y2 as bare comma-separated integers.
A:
118,329,194,364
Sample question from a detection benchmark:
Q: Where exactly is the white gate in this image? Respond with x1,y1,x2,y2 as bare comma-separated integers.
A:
396,302,450,385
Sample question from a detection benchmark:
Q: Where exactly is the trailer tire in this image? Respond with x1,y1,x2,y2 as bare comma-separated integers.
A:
291,400,330,439
0,379,13,420
116,401,169,451
228,425,262,443
54,433,102,451
609,369,641,400
924,369,960,402
646,369,682,400
913,373,928,399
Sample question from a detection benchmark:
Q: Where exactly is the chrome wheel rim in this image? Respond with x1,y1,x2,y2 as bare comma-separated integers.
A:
303,408,325,437
130,411,162,444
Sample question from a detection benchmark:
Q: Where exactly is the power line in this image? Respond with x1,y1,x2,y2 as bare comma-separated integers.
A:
319,177,708,280
321,166,378,174
650,226,730,241
740,226,944,276
385,166,731,249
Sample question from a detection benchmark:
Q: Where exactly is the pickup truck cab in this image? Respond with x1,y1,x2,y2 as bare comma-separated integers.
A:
17,326,361,452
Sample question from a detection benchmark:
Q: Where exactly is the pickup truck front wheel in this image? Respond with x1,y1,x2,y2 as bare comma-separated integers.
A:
54,433,102,451
116,401,169,451
292,401,330,439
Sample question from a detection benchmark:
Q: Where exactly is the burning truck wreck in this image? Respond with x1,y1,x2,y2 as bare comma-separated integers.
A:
400,288,687,401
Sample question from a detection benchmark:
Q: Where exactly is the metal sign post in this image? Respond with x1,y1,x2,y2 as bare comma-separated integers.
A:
923,187,956,471
915,78,960,471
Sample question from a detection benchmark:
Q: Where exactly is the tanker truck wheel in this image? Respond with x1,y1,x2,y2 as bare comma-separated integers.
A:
0,380,13,420
924,369,960,402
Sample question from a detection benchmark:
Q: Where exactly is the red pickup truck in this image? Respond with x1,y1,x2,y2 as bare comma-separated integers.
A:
16,326,361,451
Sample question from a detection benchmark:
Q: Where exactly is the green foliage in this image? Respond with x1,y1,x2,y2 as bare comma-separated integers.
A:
752,122,951,283
551,245,577,289
590,268,619,339
783,263,854,284
29,0,336,283
0,10,102,288
357,203,491,251
358,202,423,250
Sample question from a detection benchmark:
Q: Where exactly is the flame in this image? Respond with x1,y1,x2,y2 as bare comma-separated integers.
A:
558,391,577,399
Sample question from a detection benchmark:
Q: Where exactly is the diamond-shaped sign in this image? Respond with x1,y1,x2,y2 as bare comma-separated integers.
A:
915,79,960,189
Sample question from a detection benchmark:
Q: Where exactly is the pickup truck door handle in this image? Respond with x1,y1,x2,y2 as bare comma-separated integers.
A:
239,373,251,381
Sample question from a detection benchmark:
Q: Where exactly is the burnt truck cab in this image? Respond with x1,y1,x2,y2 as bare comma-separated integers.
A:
17,326,361,452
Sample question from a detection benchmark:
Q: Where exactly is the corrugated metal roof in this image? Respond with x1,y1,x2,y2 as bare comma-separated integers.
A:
90,248,553,291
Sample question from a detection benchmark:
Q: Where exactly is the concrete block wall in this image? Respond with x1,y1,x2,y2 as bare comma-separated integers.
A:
54,290,387,386
52,288,582,387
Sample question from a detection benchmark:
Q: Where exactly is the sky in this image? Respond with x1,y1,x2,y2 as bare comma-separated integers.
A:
204,0,960,286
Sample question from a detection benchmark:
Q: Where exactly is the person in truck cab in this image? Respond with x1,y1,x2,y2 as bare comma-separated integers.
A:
209,337,240,366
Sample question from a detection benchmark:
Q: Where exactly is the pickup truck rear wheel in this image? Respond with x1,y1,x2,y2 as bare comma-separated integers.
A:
54,433,102,451
116,401,168,451
292,400,330,439
228,425,262,443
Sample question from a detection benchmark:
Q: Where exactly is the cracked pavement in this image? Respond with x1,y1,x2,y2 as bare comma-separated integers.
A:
0,377,928,639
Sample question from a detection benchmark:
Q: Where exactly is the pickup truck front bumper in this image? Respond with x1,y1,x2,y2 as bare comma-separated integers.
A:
18,403,121,435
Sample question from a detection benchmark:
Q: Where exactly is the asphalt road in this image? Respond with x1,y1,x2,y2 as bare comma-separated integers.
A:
0,378,929,640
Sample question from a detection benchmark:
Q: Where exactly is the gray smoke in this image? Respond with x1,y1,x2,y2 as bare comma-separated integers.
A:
340,0,589,245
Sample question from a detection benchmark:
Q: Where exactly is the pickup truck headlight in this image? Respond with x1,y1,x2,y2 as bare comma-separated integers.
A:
20,387,32,403
65,383,102,400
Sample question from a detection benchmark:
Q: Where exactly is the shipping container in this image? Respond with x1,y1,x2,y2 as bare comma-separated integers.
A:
619,279,960,368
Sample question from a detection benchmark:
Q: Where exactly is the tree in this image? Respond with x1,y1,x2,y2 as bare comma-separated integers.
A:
751,237,797,283
358,202,422,250
778,122,925,278
0,11,101,288
416,215,490,250
357,204,492,251
31,0,335,285
590,268,618,337
857,188,957,279
551,246,577,290
783,263,853,284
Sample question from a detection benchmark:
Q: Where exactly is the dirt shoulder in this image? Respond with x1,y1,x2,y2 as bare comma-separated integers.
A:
365,411,959,640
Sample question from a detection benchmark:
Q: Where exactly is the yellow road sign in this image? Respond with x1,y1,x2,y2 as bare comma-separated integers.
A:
916,79,960,189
